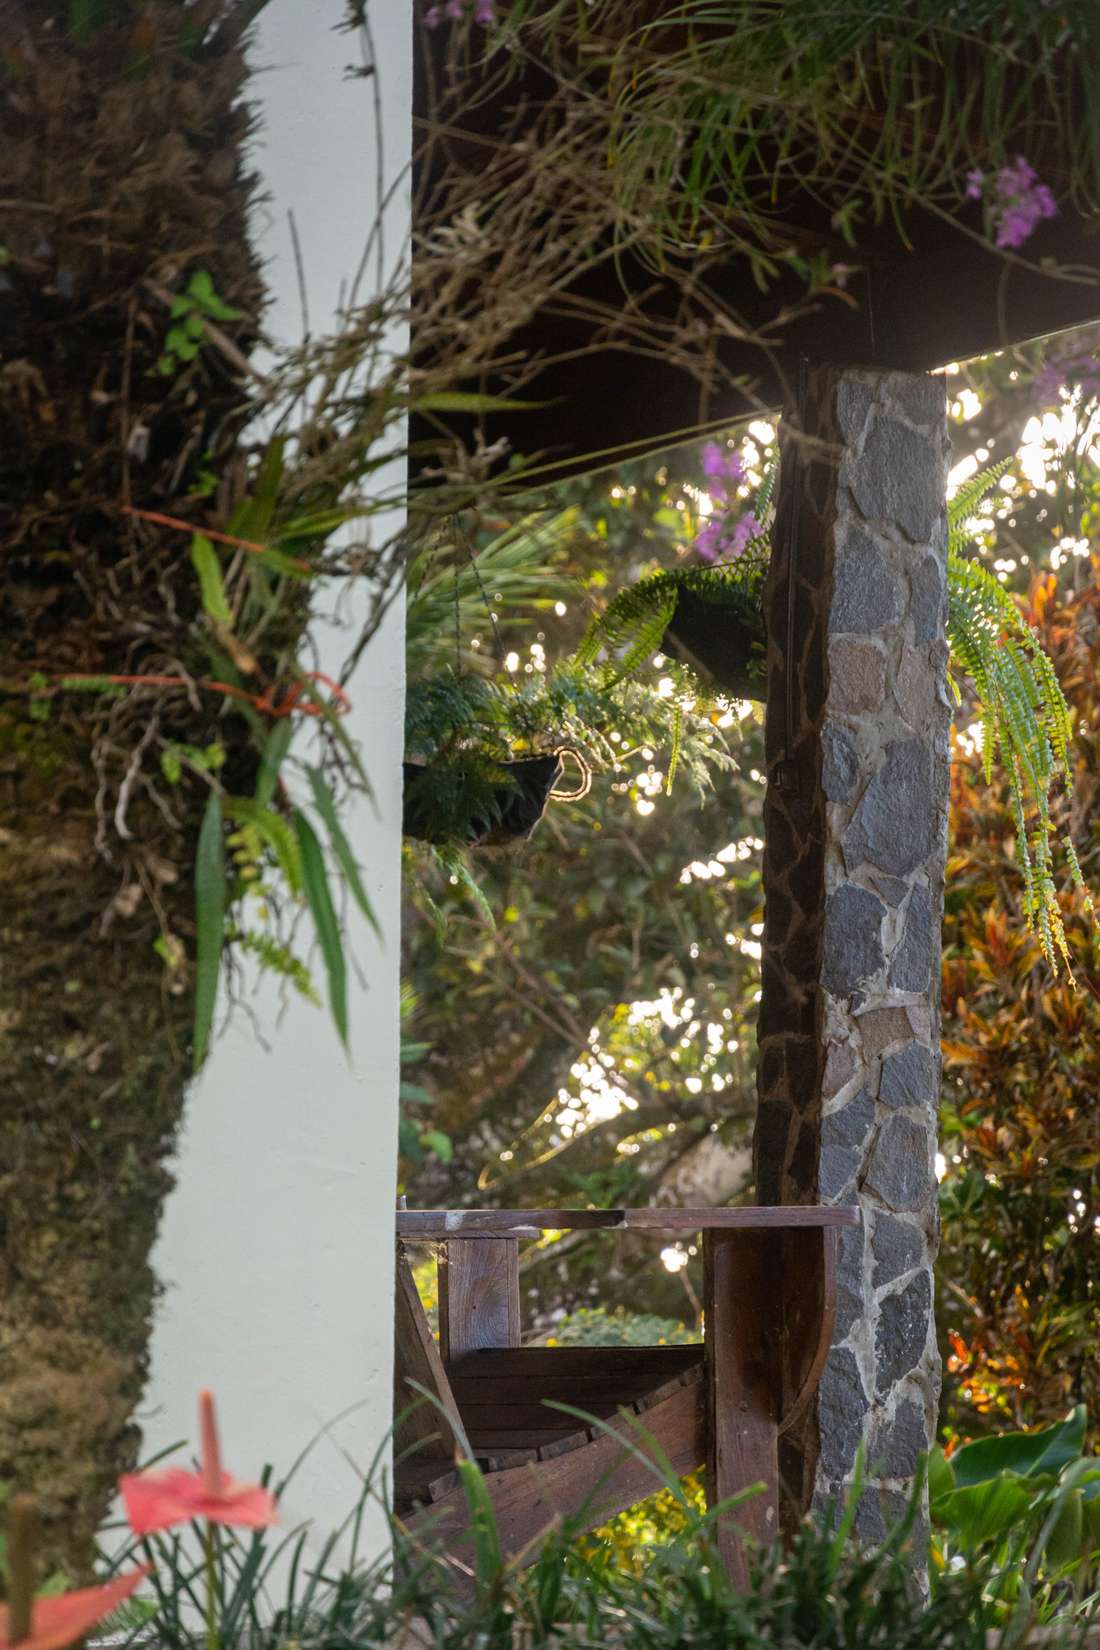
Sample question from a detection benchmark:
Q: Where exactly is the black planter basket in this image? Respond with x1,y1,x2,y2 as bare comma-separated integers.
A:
662,585,766,701
402,752,567,848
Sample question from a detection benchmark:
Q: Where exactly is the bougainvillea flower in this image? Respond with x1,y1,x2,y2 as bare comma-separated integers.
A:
0,1565,150,1650
119,1391,277,1536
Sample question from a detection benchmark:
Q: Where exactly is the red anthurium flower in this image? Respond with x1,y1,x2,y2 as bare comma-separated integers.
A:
120,1390,277,1537
0,1565,150,1650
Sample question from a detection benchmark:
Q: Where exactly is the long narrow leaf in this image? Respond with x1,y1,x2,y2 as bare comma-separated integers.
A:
191,535,233,626
306,767,381,937
255,721,294,808
193,791,226,1071
295,810,348,1048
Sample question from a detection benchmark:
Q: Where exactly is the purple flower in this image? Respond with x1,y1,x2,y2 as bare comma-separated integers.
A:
694,520,726,562
992,156,1057,250
1034,353,1100,405
701,441,745,498
965,168,985,202
693,509,762,563
728,512,762,555
424,0,494,23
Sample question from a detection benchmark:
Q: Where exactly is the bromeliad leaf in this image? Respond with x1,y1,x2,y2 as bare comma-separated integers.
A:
191,534,233,626
193,790,226,1071
295,809,348,1049
306,766,381,936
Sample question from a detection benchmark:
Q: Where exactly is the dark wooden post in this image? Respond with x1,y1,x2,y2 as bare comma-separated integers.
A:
440,1238,521,1363
755,366,949,1551
703,1229,780,1584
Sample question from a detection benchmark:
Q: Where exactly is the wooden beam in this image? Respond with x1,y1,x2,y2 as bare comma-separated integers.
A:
398,1205,859,1239
393,1241,460,1465
703,1229,780,1588
439,1238,521,1363
403,1378,705,1568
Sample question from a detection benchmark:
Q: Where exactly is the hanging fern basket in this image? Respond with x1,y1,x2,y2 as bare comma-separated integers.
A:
662,586,766,700
402,751,591,848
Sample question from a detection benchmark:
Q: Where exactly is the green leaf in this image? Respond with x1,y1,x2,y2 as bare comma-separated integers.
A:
951,1407,1087,1488
295,809,348,1049
932,1476,1039,1550
255,720,294,808
191,534,233,626
419,1129,453,1162
928,1446,956,1504
455,1457,503,1597
306,767,381,937
188,268,243,323
225,798,303,895
193,791,226,1071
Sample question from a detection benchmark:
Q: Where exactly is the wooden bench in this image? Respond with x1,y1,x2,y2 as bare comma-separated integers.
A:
393,1205,859,1586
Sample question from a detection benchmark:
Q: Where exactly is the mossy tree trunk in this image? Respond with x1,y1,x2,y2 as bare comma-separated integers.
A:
0,0,264,1574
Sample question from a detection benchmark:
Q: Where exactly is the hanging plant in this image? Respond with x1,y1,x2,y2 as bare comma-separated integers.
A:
578,454,1090,974
402,659,725,850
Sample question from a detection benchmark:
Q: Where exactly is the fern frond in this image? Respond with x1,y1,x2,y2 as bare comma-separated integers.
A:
946,545,1083,973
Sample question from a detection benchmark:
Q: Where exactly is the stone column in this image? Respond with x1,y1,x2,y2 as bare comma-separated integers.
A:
755,366,950,1544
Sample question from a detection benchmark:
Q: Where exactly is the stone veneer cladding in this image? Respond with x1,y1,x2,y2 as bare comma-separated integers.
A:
755,366,950,1547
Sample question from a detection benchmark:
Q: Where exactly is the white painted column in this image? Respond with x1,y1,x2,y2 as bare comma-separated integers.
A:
142,0,410,1549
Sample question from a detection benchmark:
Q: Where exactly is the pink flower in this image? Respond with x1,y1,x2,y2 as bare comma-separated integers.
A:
0,1568,150,1650
964,168,985,201
120,1391,277,1537
473,0,495,18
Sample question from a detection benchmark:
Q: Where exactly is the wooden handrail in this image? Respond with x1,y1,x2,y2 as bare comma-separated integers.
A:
397,1205,860,1238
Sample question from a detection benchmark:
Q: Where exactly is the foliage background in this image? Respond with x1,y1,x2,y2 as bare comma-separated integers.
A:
402,332,1100,1466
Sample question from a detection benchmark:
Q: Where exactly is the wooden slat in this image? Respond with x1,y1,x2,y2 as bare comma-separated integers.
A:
447,1345,704,1410
393,1240,459,1463
704,1229,780,1588
459,1400,625,1429
464,1428,583,1450
449,1369,699,1406
440,1237,521,1362
398,1205,859,1238
406,1379,706,1567
448,1344,702,1376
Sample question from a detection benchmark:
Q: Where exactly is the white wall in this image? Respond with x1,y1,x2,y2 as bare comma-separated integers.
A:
142,0,410,1550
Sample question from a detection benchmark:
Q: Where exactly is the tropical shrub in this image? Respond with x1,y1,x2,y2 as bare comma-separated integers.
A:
939,571,1100,1441
931,1406,1100,1629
